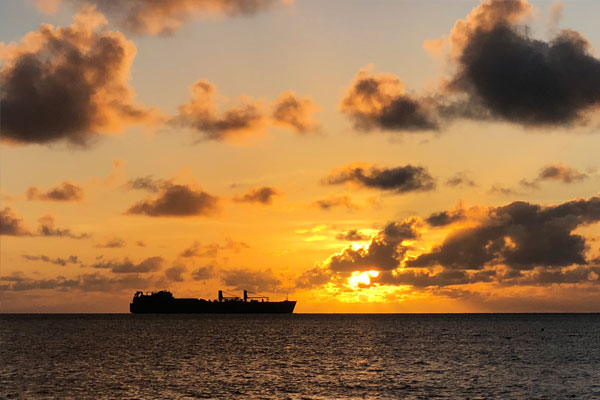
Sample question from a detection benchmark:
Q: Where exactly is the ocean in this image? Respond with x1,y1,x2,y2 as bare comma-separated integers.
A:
1,314,599,399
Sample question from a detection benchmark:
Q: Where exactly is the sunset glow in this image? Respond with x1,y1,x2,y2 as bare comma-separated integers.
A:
347,270,380,289
3,0,600,313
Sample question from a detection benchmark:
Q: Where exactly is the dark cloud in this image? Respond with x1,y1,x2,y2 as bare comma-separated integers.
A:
451,24,600,127
340,68,440,132
446,0,600,127
26,182,84,202
379,268,496,288
0,207,30,236
409,196,600,271
37,215,91,239
233,186,281,205
95,238,126,248
1,209,91,239
22,254,79,266
425,208,466,227
126,183,219,217
518,265,600,285
503,163,588,191
311,194,359,210
295,266,331,289
221,268,281,292
37,0,291,36
179,238,249,258
382,219,420,242
537,163,588,184
92,256,164,274
325,164,435,193
0,271,152,292
271,91,320,134
136,240,146,247
328,240,400,272
191,265,215,280
341,0,600,132
1,7,155,146
174,80,268,142
446,171,476,187
335,229,370,241
328,219,419,272
126,176,164,193
165,265,186,282
175,81,322,142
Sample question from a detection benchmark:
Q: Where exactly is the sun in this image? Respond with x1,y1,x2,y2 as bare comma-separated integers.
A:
347,270,380,289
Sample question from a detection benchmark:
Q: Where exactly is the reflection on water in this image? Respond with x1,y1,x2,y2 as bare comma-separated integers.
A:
2,314,600,399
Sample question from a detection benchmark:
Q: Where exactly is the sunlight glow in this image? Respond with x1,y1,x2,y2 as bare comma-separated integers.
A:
348,270,380,289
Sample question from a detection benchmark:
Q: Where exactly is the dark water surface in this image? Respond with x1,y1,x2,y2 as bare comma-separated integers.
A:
1,314,600,399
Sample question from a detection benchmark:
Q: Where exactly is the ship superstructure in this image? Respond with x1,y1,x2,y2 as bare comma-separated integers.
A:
130,290,296,314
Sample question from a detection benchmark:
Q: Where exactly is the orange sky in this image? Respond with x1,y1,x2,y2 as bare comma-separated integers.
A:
3,0,600,312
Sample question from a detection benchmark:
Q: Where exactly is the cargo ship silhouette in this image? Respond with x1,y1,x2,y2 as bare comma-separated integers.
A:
130,290,296,314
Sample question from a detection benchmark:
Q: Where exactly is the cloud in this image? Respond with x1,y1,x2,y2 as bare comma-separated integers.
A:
327,219,419,272
446,171,476,187
324,163,435,193
37,215,91,239
547,1,563,36
92,256,164,273
378,268,496,288
425,208,466,227
409,196,600,271
221,268,282,292
339,66,440,132
447,1,600,127
26,182,84,202
179,238,249,258
174,81,321,142
0,208,31,236
489,184,522,196
0,6,156,146
36,0,292,36
341,0,600,132
95,238,126,248
126,183,219,217
498,163,588,192
22,254,79,266
174,80,269,142
165,265,186,282
311,194,359,210
125,176,165,193
191,265,215,280
535,163,588,184
233,186,281,205
271,91,320,134
295,266,331,289
0,271,152,292
335,229,370,241
1,209,90,239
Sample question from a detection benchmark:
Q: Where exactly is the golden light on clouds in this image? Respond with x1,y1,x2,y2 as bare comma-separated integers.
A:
347,270,379,289
4,0,600,313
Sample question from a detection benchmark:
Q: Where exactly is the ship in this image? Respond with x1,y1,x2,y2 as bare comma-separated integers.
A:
130,290,296,314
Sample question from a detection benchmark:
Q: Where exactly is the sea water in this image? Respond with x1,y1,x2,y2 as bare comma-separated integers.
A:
1,314,600,399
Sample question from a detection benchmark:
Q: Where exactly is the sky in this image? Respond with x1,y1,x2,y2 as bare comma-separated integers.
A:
3,0,600,312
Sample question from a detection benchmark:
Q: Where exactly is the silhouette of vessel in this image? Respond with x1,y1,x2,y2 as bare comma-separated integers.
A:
130,290,296,314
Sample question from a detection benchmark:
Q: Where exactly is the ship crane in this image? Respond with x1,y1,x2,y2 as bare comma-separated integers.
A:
243,290,269,302
218,290,243,302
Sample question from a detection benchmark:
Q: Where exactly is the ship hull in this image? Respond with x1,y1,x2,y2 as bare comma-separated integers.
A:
130,298,296,314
